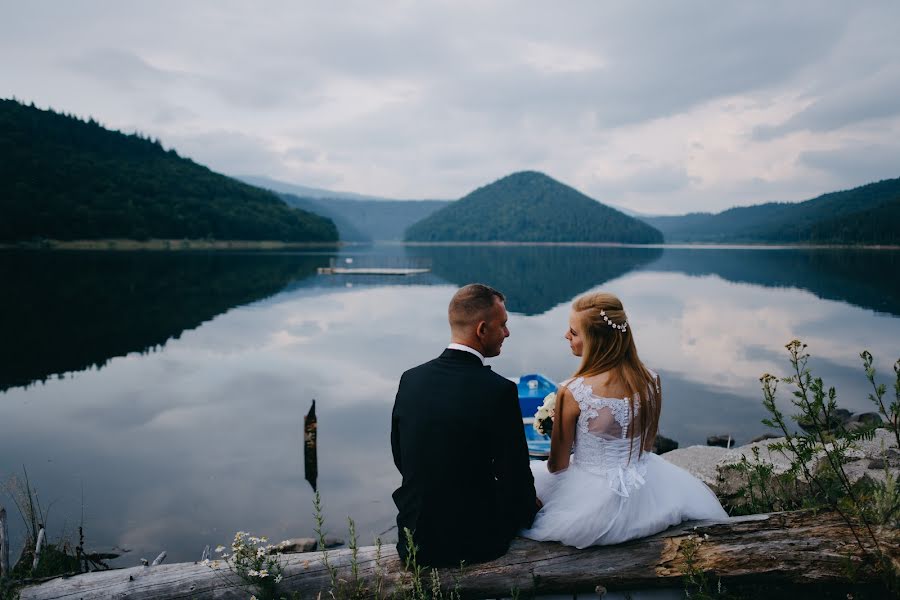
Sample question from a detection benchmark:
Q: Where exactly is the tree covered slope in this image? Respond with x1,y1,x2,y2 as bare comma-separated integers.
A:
0,99,337,242
404,171,663,243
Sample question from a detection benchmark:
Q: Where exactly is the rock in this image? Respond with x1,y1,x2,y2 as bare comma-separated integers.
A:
707,434,734,448
652,434,678,454
749,433,780,443
660,445,728,486
323,535,344,548
869,458,886,470
798,408,852,433
846,421,874,433
854,428,899,459
853,412,884,427
274,537,317,554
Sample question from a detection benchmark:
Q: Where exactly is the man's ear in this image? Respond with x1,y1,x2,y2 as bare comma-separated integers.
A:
476,321,487,337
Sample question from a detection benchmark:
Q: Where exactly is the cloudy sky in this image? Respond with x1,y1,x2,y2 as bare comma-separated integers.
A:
3,1,899,214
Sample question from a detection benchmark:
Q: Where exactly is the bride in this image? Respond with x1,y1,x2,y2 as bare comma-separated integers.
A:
521,292,727,547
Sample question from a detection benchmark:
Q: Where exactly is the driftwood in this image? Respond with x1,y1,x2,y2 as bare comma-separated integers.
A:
31,528,45,571
0,506,9,577
19,511,900,599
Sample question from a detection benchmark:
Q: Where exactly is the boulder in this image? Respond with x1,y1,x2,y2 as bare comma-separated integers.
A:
853,412,885,427
707,434,734,448
797,408,852,433
652,434,678,455
749,433,780,443
274,538,317,554
660,445,727,486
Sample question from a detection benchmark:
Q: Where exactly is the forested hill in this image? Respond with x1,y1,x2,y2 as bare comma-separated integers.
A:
641,178,900,244
0,99,337,242
404,171,663,243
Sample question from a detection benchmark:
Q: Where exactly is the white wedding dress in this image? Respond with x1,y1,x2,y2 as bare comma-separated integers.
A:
521,376,728,548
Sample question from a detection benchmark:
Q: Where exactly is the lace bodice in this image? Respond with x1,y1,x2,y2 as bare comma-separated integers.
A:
562,375,658,497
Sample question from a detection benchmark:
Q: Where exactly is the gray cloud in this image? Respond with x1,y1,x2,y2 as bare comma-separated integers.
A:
799,143,900,185
2,1,899,211
754,68,900,140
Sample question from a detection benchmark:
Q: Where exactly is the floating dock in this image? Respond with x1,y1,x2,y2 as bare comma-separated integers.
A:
317,266,430,275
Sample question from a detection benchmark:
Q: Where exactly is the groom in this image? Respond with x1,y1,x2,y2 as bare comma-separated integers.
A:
391,283,538,567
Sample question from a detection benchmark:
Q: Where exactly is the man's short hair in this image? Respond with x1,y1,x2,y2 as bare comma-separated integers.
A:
448,283,505,330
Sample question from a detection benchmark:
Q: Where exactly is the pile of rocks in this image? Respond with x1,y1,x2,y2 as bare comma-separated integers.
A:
661,427,899,502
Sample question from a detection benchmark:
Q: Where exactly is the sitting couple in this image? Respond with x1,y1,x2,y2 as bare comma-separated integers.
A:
390,283,726,567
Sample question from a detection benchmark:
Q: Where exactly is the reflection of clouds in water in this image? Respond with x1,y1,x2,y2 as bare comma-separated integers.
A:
2,273,898,562
608,272,900,398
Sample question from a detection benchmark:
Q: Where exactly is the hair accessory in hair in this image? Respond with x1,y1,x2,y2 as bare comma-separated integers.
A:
599,309,628,333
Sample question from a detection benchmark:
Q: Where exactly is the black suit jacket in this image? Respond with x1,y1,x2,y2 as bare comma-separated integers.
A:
391,348,537,567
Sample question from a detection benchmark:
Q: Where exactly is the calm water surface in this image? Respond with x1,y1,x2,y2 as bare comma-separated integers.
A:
1,245,898,564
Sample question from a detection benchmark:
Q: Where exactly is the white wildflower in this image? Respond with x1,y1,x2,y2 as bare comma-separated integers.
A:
256,547,266,558
201,558,210,566
275,574,283,583
247,569,259,577
215,545,226,553
258,569,269,578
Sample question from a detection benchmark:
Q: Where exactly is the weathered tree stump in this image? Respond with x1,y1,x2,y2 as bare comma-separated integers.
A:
19,511,899,599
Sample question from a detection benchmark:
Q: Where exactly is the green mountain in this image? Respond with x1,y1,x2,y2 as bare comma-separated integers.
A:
0,99,338,243
239,175,451,241
405,171,663,243
642,178,900,244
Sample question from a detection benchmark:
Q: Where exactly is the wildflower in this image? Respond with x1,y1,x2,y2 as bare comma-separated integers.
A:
275,574,283,583
215,545,226,553
247,569,259,577
258,569,269,578
256,547,266,558
201,558,210,566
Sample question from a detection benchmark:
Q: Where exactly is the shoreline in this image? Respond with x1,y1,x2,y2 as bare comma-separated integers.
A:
2,239,897,251
0,239,347,251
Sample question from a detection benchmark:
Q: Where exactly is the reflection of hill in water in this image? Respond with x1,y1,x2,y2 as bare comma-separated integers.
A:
405,245,664,315
641,248,900,317
1,251,327,391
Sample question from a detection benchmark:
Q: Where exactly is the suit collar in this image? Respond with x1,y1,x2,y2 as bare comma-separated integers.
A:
440,348,487,367
446,342,485,364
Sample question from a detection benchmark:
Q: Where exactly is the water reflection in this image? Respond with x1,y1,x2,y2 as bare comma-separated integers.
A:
641,247,900,317
405,245,664,315
0,251,331,391
0,246,897,566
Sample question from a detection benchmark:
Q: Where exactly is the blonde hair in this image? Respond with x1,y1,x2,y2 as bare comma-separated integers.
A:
571,292,660,457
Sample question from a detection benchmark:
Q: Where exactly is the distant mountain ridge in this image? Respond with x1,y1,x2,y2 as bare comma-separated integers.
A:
238,175,397,202
240,175,450,241
0,99,337,243
641,178,900,244
405,171,663,244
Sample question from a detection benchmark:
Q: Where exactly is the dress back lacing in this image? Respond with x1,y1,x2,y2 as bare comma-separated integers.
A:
562,374,658,497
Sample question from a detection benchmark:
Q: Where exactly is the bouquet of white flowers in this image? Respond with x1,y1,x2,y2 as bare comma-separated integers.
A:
533,391,556,437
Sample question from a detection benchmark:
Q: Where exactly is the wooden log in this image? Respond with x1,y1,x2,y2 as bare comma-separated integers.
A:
18,511,899,600
32,528,45,571
0,506,9,578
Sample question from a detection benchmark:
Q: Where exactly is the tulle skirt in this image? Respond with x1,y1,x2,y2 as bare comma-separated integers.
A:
521,453,728,548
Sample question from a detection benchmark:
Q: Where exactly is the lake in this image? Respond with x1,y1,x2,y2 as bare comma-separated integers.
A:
1,244,898,565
